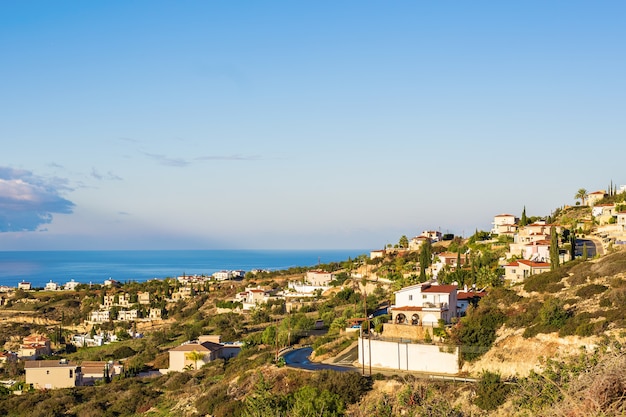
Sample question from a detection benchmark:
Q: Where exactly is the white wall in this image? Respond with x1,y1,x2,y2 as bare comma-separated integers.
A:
358,337,459,374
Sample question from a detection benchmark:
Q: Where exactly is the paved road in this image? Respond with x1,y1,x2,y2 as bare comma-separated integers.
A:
282,347,357,372
576,237,603,258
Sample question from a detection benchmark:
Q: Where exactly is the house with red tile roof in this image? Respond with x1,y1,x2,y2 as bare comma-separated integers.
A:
491,214,518,236
391,281,458,326
587,190,607,206
503,260,551,283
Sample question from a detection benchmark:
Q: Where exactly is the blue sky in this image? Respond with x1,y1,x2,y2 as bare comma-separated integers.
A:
1,1,625,250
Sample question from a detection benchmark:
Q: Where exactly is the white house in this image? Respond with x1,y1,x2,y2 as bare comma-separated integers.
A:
44,281,59,291
117,309,138,321
391,281,458,326
521,239,551,262
64,279,80,291
408,236,431,251
234,287,273,310
90,310,110,323
212,271,233,281
17,281,31,290
491,214,518,236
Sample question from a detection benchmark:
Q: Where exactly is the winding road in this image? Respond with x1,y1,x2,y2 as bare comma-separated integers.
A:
282,347,357,372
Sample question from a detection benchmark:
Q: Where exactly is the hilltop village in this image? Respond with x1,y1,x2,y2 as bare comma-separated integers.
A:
1,185,626,416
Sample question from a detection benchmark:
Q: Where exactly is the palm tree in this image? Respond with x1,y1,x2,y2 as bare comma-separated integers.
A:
575,188,588,206
185,350,205,370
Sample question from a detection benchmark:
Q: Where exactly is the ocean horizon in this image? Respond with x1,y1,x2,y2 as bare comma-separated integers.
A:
0,249,368,288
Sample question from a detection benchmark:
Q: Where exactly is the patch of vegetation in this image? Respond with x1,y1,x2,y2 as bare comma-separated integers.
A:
523,269,567,293
474,371,511,411
452,304,505,361
575,284,608,298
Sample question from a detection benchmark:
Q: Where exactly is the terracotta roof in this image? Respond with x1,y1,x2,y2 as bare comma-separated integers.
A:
457,291,487,300
516,260,551,267
422,285,457,294
169,341,222,353
495,214,515,217
392,306,423,311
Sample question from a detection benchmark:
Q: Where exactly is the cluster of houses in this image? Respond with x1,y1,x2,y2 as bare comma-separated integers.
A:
0,334,124,390
1,332,241,390
89,292,162,323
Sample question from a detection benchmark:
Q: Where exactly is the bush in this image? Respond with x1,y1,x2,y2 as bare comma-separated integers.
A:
474,371,511,411
576,284,608,298
452,305,505,361
524,270,567,293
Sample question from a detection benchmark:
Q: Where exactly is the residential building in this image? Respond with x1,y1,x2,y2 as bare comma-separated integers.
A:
171,286,192,301
521,239,551,263
436,252,468,270
137,291,151,305
421,230,442,242
503,260,551,283
118,293,131,308
18,335,52,359
618,211,626,231
212,270,233,281
44,281,59,291
17,281,31,290
587,190,607,206
391,281,458,325
103,278,119,287
0,351,17,366
234,287,273,309
408,235,431,251
456,288,487,316
80,361,123,385
369,249,386,260
25,359,82,389
306,270,335,286
166,335,241,372
117,309,138,321
491,214,518,236
90,310,110,323
64,279,80,291
592,204,617,225
148,308,162,320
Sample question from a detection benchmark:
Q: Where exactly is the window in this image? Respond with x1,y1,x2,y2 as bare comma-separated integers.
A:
69,370,73,378
408,295,413,301
46,370,50,375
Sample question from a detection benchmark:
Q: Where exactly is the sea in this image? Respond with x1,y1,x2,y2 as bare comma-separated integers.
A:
0,249,367,288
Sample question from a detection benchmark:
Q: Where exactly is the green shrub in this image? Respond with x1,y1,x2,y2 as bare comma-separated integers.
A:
474,371,511,411
524,270,567,293
575,284,608,298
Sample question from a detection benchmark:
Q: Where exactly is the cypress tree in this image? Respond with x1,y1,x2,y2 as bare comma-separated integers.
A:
569,231,576,261
419,240,432,281
520,206,528,227
550,226,560,270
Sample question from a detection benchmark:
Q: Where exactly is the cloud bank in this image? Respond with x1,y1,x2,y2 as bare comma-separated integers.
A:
0,167,75,232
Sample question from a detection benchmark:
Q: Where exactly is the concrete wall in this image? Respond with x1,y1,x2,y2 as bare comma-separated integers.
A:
26,365,80,389
358,337,459,375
